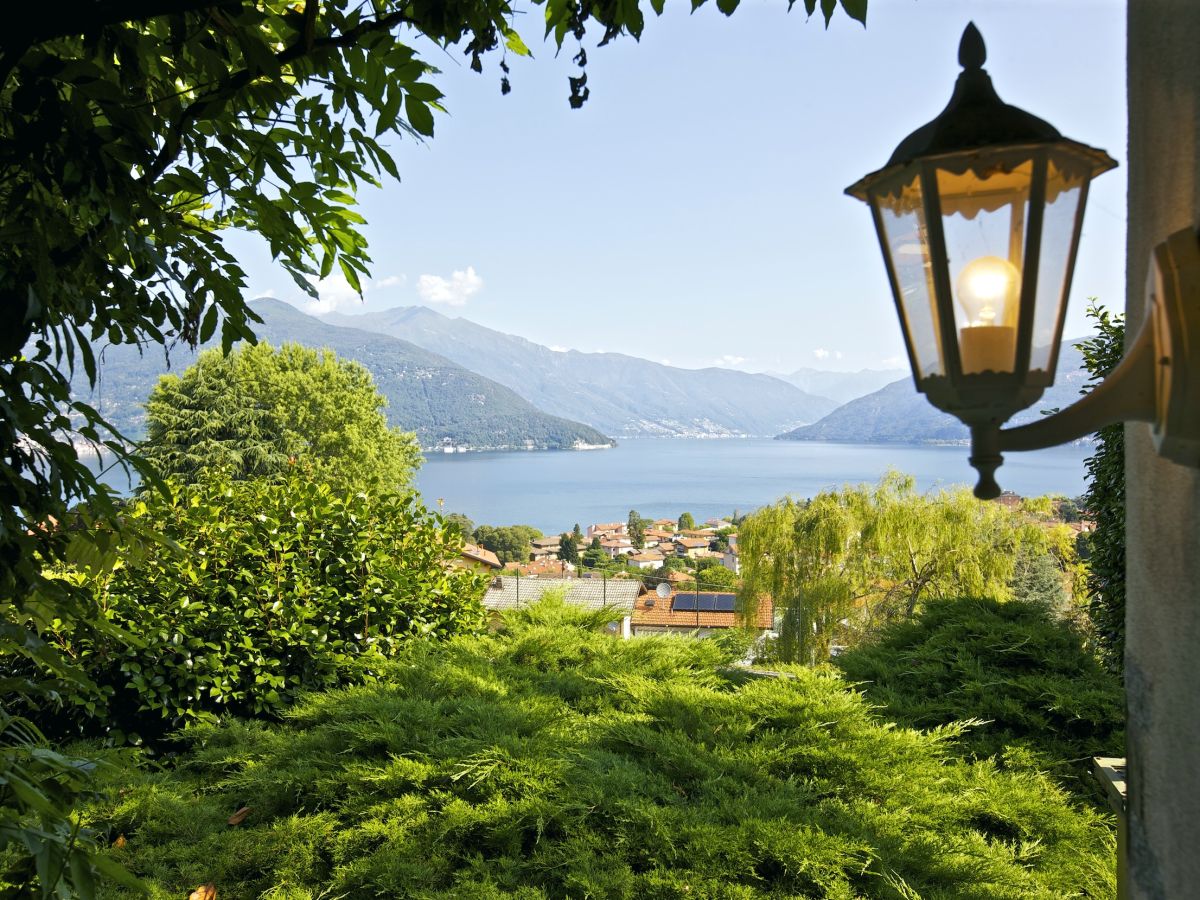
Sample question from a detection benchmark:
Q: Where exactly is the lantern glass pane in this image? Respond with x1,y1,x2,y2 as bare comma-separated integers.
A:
936,159,1034,375
872,173,943,378
1028,154,1086,372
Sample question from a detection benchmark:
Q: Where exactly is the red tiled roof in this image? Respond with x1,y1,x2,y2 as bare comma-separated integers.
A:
631,592,773,629
461,544,502,569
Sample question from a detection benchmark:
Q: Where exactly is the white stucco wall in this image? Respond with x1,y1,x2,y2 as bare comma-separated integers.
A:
1125,3,1200,896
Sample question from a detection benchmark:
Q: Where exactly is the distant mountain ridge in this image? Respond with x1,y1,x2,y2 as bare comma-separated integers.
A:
71,300,613,452
777,340,1092,444
770,367,908,405
322,306,838,437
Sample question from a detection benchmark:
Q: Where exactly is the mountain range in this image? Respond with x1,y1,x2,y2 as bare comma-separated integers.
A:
777,340,1092,444
322,306,837,437
72,300,613,452
770,367,908,405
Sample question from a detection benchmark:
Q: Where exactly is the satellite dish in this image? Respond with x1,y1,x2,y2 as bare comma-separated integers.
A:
655,582,672,599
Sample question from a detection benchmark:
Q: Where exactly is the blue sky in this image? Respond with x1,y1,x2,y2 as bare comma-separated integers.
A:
231,0,1126,373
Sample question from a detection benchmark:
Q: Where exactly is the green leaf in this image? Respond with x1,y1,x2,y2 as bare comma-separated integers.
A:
840,0,867,24
199,304,219,343
405,96,435,137
338,257,363,294
504,28,533,58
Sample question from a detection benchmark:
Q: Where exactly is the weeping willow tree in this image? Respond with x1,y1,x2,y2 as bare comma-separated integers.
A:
739,472,1055,663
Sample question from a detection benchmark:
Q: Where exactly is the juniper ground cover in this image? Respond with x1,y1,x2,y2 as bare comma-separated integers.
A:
88,599,1116,899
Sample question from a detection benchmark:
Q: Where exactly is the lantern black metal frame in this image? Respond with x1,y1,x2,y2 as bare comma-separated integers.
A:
846,23,1200,497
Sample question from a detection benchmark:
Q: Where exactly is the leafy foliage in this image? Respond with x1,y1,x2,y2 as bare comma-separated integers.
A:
1007,546,1068,612
472,524,543,565
558,531,580,565
42,471,487,740
88,601,1113,898
143,342,420,491
677,511,696,531
0,712,142,898
627,509,647,550
681,561,739,592
1076,305,1126,670
739,472,1057,663
835,597,1124,805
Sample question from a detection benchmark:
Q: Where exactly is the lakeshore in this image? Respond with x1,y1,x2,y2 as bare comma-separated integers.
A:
416,436,1091,533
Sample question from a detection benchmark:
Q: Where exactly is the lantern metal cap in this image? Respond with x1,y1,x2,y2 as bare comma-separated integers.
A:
888,23,1062,165
845,23,1117,200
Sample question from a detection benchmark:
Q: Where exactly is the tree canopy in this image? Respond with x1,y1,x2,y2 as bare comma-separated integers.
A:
472,524,543,564
739,473,1060,663
142,341,420,491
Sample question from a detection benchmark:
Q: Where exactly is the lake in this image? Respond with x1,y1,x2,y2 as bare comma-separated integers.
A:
416,437,1092,533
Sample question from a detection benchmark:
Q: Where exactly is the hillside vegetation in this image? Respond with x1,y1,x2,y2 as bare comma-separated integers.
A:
91,601,1116,899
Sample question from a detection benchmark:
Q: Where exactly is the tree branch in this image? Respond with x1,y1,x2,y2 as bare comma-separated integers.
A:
5,1,244,53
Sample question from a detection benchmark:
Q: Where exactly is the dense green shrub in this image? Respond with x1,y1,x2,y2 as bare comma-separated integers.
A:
48,471,486,741
89,600,1115,898
835,597,1124,803
1077,305,1126,670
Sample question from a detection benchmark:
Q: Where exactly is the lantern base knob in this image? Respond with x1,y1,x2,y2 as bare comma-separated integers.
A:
969,425,1004,500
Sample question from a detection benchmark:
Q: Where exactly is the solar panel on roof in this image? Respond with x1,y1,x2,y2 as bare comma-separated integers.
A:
671,593,737,613
672,594,697,611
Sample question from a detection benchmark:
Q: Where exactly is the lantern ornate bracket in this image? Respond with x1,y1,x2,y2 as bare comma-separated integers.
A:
970,227,1200,497
844,23,1199,499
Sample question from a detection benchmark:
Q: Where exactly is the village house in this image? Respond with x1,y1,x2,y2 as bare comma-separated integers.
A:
456,543,502,572
600,537,635,560
504,558,574,578
643,528,676,545
587,522,627,539
674,537,710,559
626,550,666,571
529,535,562,562
630,589,774,638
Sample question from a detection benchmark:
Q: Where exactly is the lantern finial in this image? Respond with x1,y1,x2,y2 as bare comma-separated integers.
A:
958,23,986,71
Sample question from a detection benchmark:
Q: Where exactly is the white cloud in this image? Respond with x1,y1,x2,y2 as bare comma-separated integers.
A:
416,266,483,307
835,351,844,360
549,345,568,353
298,272,405,315
813,348,831,360
881,355,907,368
714,354,746,368
660,358,672,366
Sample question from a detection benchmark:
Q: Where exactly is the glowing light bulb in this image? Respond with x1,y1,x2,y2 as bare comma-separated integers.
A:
956,255,1019,374
956,255,1019,326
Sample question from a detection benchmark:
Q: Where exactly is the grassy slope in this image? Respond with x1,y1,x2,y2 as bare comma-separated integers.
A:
92,601,1115,899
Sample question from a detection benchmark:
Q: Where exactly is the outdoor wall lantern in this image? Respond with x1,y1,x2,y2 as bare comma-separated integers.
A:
846,22,1200,498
